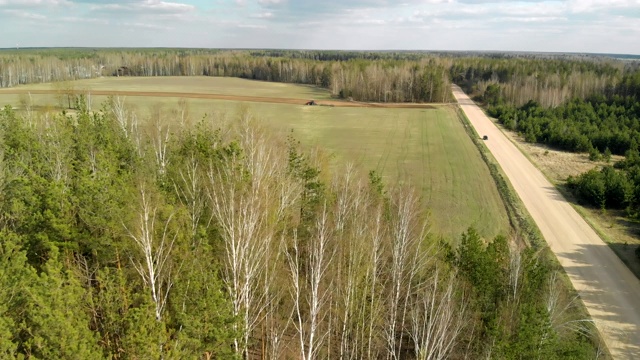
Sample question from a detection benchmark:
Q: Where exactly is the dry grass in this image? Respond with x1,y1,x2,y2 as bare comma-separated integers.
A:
501,128,623,183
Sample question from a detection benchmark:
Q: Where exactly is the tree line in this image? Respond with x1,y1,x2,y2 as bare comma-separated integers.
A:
0,100,602,359
452,56,625,107
0,49,452,103
4,48,636,106
485,71,640,156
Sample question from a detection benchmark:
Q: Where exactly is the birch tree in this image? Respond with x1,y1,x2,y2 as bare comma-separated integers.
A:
409,268,467,360
111,96,128,137
110,96,143,156
149,111,171,176
545,271,596,342
173,156,208,245
288,202,335,360
364,204,386,359
18,92,34,126
124,183,178,322
37,114,73,186
208,114,300,358
208,156,262,356
331,165,375,360
385,188,428,359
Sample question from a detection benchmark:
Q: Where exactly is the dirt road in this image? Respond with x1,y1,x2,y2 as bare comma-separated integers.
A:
0,88,435,109
452,85,640,359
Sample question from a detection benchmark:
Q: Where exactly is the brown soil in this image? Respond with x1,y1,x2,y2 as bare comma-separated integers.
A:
0,89,436,109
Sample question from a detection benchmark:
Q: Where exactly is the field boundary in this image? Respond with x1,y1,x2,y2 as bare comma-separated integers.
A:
0,88,439,109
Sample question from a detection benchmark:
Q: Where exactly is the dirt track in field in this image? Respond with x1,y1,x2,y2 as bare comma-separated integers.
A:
0,89,436,109
452,85,640,359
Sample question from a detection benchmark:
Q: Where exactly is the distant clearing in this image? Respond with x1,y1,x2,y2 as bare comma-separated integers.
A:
0,77,508,240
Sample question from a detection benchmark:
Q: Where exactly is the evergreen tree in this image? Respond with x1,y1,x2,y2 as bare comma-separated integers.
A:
0,231,28,358
20,248,103,359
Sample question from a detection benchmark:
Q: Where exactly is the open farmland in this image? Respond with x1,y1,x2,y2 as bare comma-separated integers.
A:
15,76,334,101
0,77,509,239
280,104,510,240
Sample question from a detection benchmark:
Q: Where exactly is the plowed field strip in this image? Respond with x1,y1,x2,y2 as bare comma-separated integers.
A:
0,89,436,109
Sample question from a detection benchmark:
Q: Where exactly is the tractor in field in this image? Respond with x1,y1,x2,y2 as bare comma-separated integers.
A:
305,100,317,106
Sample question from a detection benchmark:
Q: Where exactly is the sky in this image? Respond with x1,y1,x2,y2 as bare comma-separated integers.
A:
0,0,639,54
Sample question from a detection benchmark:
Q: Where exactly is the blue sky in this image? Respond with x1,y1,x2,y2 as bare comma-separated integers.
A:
0,0,639,54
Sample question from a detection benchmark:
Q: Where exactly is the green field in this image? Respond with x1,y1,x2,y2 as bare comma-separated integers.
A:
279,104,510,239
13,76,333,100
0,77,509,240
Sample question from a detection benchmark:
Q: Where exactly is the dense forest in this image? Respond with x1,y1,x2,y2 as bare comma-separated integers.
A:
0,99,602,359
452,56,625,107
486,71,640,155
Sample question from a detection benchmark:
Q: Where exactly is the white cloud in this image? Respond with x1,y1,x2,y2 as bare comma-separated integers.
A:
61,16,108,24
0,0,70,5
2,9,46,19
0,0,638,54
123,21,172,30
354,18,386,25
498,2,566,17
90,0,195,14
568,0,640,13
238,23,267,29
251,11,273,18
489,16,568,23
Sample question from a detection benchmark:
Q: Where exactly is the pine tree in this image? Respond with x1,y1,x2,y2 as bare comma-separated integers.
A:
20,248,103,359
0,231,28,358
